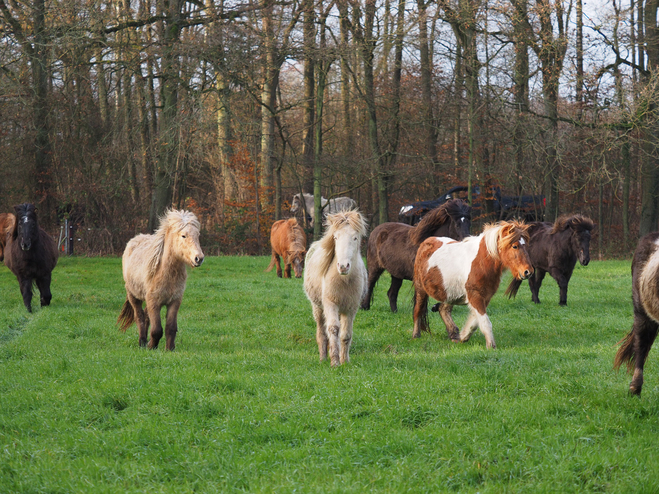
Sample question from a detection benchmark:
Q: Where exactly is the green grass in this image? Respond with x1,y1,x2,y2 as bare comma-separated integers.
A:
0,256,656,492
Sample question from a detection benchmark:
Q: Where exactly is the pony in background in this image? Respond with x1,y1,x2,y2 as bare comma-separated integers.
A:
0,212,13,262
266,218,307,278
505,214,594,305
3,204,58,312
361,199,471,312
290,193,357,228
413,221,532,349
304,210,367,366
118,209,204,350
614,232,659,395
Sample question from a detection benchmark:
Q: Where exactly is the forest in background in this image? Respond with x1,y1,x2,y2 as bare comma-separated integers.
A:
1,0,658,256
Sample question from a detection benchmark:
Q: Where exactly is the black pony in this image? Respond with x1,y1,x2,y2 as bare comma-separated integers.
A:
4,204,58,312
614,232,659,395
505,214,594,306
361,199,471,312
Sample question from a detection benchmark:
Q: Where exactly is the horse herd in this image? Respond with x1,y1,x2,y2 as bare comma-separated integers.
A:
0,197,656,395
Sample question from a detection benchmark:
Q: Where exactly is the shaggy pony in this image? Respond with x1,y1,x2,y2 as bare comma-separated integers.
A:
266,218,307,278
304,210,367,366
118,209,204,350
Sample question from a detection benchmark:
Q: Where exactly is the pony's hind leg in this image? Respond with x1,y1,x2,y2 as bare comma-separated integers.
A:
630,312,659,395
164,299,181,351
387,277,403,313
18,277,33,312
146,300,164,349
412,288,430,338
35,273,52,307
438,304,460,341
127,293,148,347
339,313,355,364
361,265,384,311
313,304,328,362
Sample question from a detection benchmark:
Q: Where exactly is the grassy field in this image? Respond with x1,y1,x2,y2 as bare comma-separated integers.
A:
0,255,657,492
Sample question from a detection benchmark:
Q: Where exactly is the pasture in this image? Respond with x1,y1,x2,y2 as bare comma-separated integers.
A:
0,256,658,492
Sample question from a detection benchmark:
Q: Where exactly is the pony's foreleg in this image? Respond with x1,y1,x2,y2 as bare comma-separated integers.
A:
322,302,341,366
549,268,569,306
18,277,33,312
459,310,479,344
284,260,292,278
438,304,460,341
387,277,404,313
164,299,181,351
35,273,52,307
339,313,355,364
313,304,328,362
146,300,164,349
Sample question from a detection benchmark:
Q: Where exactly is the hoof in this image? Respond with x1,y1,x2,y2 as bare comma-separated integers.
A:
431,303,440,312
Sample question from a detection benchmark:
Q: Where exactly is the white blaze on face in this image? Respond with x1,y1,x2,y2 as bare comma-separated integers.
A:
461,217,465,223
23,216,28,224
426,235,483,303
334,228,360,275
519,237,525,245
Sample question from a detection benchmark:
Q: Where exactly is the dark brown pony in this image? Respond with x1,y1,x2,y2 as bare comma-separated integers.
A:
505,214,594,306
361,199,471,312
0,212,13,262
614,233,659,395
266,218,307,278
4,204,58,312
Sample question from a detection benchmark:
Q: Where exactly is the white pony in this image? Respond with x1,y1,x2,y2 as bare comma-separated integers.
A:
118,209,204,351
290,193,357,228
304,210,368,366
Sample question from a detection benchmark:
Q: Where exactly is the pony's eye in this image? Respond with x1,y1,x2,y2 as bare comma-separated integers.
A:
513,244,518,249
182,235,187,238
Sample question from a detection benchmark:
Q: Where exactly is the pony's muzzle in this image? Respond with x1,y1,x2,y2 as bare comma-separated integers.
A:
194,255,205,267
20,239,31,251
521,268,533,280
580,251,590,266
338,262,351,275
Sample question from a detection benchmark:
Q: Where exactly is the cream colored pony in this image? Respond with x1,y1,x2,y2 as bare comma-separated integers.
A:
118,209,204,350
303,210,367,366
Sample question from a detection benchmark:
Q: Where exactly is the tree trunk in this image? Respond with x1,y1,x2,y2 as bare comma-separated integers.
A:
417,0,437,169
302,0,315,191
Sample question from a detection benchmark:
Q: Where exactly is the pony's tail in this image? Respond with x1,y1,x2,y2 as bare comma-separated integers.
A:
613,330,636,373
265,256,276,272
505,278,523,299
412,287,431,335
117,299,135,332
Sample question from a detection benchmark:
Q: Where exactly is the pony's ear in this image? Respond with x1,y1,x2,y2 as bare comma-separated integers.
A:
13,205,21,215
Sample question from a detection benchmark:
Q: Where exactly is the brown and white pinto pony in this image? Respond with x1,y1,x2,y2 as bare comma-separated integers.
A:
614,232,659,396
413,221,533,349
118,209,204,350
304,210,368,366
266,218,307,278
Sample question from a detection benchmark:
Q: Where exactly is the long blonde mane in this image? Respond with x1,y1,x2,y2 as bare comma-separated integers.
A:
482,220,530,261
315,210,367,277
286,218,306,253
147,209,200,276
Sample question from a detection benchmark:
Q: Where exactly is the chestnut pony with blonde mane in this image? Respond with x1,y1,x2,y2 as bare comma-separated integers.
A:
304,210,367,366
266,218,307,278
413,220,532,349
0,212,13,262
118,209,204,350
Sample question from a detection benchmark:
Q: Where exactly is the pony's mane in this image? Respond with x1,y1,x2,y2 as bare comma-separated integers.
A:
550,214,595,234
147,209,200,276
410,199,471,246
316,210,367,276
286,218,306,252
483,220,530,260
